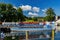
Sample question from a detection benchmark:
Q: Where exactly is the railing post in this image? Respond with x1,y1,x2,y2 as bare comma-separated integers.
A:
51,29,54,40
26,31,29,40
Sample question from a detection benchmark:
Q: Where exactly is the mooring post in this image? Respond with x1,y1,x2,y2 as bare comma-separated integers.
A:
51,29,54,40
26,31,29,40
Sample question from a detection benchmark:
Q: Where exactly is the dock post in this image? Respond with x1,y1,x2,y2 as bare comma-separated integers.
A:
51,29,54,40
26,31,29,40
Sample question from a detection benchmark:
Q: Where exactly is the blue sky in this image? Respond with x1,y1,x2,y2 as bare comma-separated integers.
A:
0,0,60,17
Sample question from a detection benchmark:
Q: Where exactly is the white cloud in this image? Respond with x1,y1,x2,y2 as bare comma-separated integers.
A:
33,7,40,12
33,13,38,16
19,5,40,17
20,5,40,12
42,9,47,12
28,12,38,17
13,6,17,9
20,5,32,11
28,12,33,15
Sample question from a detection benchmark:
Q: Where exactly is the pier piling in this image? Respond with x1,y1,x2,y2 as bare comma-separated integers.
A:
51,29,54,40
26,31,29,40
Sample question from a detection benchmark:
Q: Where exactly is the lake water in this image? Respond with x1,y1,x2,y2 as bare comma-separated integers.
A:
10,23,60,40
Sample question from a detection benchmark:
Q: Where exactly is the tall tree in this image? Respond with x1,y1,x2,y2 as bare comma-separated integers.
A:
6,4,13,10
0,3,26,22
17,8,25,21
46,8,56,16
11,8,17,22
45,8,56,21
5,4,13,22
0,3,6,21
0,3,6,11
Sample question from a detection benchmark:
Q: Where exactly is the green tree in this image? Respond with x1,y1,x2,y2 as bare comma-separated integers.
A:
0,3,6,21
11,8,17,22
17,8,25,21
46,8,56,16
6,4,13,10
0,3,6,11
0,3,26,22
45,8,56,21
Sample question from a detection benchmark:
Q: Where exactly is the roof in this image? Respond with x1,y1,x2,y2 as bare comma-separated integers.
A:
56,19,60,23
